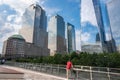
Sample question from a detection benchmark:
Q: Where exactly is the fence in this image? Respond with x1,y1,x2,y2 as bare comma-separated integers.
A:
5,62,120,80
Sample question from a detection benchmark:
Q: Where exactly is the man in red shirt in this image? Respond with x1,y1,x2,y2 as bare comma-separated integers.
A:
66,60,73,80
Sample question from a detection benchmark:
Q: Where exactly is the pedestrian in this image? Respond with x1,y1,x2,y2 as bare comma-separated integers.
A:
66,59,73,80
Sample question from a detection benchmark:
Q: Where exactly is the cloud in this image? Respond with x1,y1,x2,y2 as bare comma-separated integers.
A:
81,21,99,44
1,0,47,14
44,7,62,17
81,32,90,43
81,0,98,26
7,15,16,22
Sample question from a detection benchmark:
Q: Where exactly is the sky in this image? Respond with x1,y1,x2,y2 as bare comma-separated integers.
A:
0,0,80,53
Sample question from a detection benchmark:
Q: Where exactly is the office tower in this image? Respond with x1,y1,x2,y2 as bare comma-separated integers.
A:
99,0,116,53
48,15,66,55
66,23,76,53
19,4,49,56
20,4,48,48
107,0,120,52
92,0,107,52
2,34,25,58
81,0,103,53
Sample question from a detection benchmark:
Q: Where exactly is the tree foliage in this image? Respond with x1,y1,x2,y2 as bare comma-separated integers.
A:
15,52,120,68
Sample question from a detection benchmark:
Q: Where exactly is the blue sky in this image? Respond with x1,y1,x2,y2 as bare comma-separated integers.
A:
0,0,80,53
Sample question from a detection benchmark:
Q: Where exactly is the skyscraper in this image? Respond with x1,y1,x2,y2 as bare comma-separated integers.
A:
48,15,66,55
107,0,120,52
81,0,102,53
99,0,116,53
66,23,76,53
20,4,48,48
92,0,106,52
19,4,49,56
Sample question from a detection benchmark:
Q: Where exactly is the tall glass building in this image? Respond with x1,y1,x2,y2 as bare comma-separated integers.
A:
92,0,107,52
19,4,48,48
99,0,117,53
107,0,120,52
66,23,76,53
48,15,66,55
81,0,103,53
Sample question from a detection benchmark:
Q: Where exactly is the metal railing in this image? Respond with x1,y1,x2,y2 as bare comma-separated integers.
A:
5,62,120,80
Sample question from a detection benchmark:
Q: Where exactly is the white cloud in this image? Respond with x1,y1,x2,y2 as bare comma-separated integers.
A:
3,10,7,13
44,7,62,17
81,0,98,26
81,32,91,43
7,15,16,21
0,23,16,42
1,0,47,16
75,29,81,51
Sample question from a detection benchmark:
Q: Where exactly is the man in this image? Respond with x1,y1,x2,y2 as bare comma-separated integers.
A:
66,60,73,80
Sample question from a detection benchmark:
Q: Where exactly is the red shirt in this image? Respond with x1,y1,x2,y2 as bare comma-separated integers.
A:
66,61,72,69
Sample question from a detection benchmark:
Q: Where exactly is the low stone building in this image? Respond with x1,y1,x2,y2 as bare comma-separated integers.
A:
2,34,49,59
2,34,25,59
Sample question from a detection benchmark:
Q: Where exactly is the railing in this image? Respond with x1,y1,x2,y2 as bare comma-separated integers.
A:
5,62,120,80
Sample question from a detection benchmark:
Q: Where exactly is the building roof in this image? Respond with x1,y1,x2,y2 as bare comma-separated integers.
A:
8,34,25,40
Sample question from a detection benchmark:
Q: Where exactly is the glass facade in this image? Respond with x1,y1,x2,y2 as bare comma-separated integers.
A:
107,0,120,52
66,23,76,53
81,0,105,53
92,0,106,52
19,4,48,48
48,15,66,55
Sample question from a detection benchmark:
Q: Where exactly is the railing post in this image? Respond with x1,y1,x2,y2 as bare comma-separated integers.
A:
57,64,60,74
90,67,93,80
39,63,42,71
76,70,78,79
107,68,110,80
51,64,53,73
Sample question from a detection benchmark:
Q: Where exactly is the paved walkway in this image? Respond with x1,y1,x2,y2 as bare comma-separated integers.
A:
0,65,66,80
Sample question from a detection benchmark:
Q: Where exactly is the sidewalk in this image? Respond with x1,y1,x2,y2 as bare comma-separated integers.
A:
0,65,66,80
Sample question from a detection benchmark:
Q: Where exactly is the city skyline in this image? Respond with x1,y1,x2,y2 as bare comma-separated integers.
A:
0,0,119,54
0,0,80,54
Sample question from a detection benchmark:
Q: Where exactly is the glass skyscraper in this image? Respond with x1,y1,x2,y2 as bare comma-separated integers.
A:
19,4,48,48
48,15,66,55
81,0,103,53
19,4,49,56
107,0,120,52
92,0,106,52
66,23,76,53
